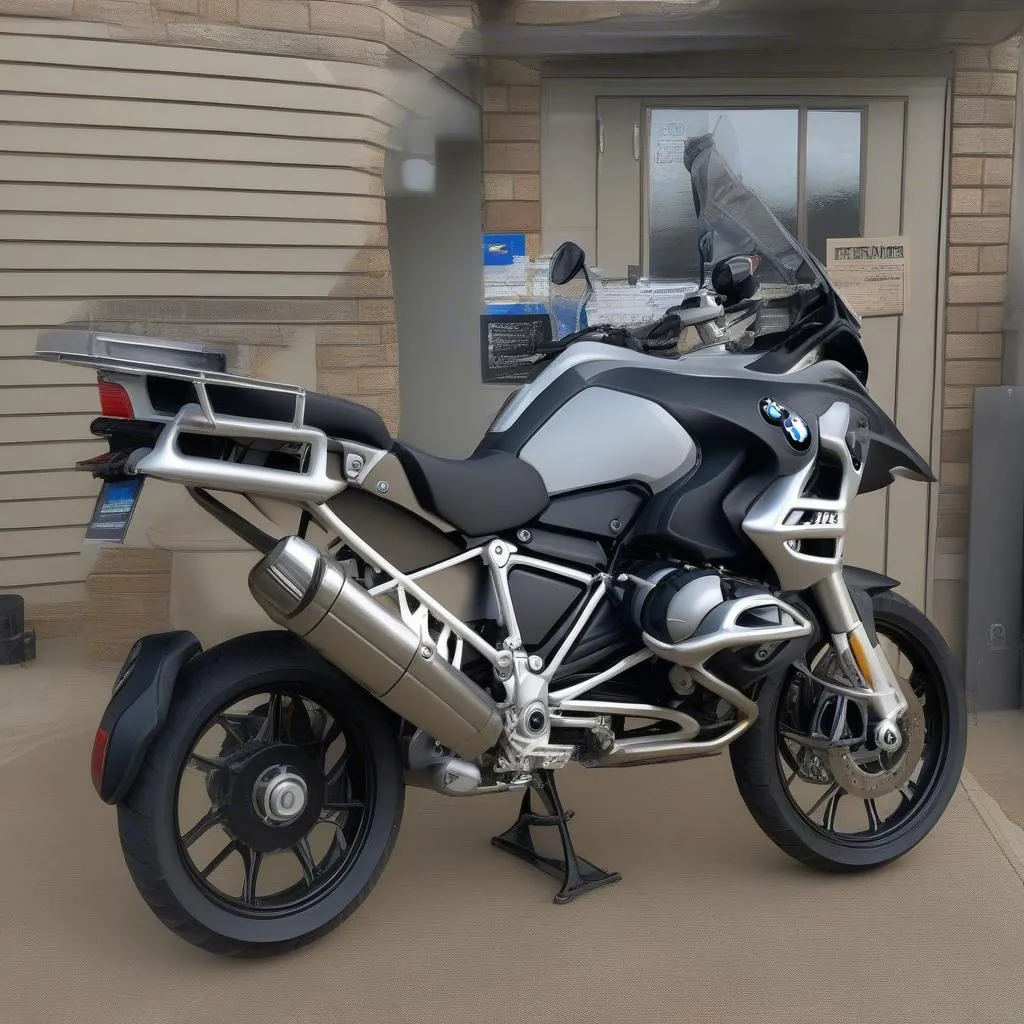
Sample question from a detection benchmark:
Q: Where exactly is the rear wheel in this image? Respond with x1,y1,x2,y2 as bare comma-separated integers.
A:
730,591,966,871
117,632,404,956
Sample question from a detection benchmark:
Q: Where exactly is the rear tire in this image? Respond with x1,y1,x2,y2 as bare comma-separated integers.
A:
730,591,966,872
116,631,404,957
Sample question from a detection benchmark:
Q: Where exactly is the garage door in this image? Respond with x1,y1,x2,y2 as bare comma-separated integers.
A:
0,16,397,628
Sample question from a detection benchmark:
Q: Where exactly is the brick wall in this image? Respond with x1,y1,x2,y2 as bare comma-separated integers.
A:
482,57,542,258
935,36,1021,655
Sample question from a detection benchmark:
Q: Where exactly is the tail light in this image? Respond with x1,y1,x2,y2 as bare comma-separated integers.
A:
97,377,134,419
90,726,110,795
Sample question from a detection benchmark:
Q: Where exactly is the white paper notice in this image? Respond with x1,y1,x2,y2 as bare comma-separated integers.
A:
825,236,908,318
655,121,687,164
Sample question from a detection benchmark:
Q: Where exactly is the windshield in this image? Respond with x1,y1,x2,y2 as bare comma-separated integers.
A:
682,133,828,338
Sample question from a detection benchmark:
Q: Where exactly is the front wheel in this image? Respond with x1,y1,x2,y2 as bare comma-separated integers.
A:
730,590,966,871
116,632,405,956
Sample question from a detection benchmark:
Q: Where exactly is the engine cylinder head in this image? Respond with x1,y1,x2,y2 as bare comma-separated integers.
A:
634,568,726,645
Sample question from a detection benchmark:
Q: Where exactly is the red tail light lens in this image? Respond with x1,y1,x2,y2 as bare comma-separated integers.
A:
90,727,110,795
97,378,134,419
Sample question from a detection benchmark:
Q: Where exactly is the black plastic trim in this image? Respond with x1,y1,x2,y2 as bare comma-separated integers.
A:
96,630,202,804
842,565,900,645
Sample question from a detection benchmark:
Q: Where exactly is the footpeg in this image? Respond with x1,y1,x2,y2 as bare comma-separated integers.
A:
491,769,621,904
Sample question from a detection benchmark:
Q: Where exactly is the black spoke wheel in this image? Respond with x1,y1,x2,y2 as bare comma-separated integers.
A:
116,632,404,956
177,687,370,915
730,590,966,872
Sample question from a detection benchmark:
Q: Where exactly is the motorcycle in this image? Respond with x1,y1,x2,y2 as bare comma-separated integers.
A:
36,132,966,956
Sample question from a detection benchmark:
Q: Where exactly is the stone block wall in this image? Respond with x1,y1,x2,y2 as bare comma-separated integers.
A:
935,37,1021,655
482,57,542,258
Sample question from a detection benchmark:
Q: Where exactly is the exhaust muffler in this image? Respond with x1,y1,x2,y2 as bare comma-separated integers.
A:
248,536,503,760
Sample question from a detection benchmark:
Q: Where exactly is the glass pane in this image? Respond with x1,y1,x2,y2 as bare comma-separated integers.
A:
648,108,799,281
806,109,863,260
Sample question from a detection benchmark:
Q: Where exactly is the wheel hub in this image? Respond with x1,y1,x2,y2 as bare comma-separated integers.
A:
219,743,325,854
825,678,926,799
254,767,308,823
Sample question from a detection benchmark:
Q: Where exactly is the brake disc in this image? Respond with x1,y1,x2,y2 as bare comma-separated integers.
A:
825,676,926,799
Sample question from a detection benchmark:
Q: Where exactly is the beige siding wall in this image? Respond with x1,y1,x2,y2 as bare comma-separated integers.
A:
0,6,475,652
934,36,1021,657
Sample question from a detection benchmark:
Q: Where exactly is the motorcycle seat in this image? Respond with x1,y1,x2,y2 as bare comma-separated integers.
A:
394,443,550,537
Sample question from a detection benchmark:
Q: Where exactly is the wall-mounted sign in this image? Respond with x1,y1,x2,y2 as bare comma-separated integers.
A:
483,232,528,302
826,236,908,318
481,303,551,385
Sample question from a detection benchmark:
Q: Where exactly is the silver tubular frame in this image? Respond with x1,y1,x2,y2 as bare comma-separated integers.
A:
136,404,341,503
306,502,647,772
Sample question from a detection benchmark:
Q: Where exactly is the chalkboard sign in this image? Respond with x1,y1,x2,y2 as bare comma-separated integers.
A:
481,312,552,384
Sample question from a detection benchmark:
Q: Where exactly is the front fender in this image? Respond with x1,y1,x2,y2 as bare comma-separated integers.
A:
843,566,899,644
91,630,202,804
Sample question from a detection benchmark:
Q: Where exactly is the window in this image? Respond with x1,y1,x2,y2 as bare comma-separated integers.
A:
645,105,863,281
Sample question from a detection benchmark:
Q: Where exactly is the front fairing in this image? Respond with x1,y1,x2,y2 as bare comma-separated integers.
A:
856,400,936,493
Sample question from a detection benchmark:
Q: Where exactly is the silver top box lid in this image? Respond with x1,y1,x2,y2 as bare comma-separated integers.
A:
35,328,228,375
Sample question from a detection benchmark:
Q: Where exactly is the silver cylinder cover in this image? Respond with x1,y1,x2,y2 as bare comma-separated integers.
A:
636,568,727,645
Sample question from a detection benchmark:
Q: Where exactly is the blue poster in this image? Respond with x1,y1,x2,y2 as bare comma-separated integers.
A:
482,233,527,266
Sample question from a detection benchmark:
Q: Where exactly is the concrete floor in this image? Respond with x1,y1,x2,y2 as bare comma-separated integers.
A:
1,640,1022,1024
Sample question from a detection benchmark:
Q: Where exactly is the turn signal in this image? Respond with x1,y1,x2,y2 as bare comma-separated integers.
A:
97,378,134,419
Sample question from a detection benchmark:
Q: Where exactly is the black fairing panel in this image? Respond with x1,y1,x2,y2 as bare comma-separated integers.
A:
508,483,650,570
507,569,585,648
479,356,931,564
859,417,935,493
629,446,752,563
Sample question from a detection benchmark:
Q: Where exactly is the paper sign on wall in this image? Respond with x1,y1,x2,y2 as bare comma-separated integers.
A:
826,236,908,318
655,121,688,164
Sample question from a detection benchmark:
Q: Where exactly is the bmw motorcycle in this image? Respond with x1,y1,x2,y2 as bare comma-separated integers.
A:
36,133,965,956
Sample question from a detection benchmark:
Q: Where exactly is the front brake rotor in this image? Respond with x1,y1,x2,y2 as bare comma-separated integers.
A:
825,676,926,799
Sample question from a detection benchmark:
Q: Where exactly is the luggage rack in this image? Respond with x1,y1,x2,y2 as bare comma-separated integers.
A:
36,328,340,502
36,328,309,429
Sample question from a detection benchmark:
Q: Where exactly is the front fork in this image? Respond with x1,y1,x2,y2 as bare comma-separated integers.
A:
811,571,909,752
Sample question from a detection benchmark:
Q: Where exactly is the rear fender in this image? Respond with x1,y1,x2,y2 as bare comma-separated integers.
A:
92,630,202,804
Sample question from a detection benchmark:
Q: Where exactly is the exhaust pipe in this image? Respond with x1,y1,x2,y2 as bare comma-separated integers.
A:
248,536,503,760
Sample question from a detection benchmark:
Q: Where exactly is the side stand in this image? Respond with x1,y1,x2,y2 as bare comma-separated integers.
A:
490,769,622,905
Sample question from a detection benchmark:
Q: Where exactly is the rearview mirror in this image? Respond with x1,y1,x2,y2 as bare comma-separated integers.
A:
550,241,587,286
711,255,758,300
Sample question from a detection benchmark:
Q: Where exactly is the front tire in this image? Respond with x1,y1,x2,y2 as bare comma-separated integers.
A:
730,590,966,871
116,631,404,957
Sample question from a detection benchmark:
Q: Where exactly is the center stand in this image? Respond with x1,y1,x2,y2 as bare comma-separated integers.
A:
490,769,622,904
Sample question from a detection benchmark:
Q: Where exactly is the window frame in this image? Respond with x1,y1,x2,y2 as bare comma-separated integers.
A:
639,99,868,280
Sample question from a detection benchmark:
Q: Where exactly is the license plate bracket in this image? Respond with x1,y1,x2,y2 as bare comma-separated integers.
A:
85,477,145,545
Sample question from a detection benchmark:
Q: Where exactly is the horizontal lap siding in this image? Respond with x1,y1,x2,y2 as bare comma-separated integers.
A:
0,20,397,623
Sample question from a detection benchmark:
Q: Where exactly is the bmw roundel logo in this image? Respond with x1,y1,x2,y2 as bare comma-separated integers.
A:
783,413,811,451
759,397,811,452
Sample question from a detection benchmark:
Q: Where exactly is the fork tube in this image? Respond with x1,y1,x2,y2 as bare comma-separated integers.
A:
811,570,908,724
